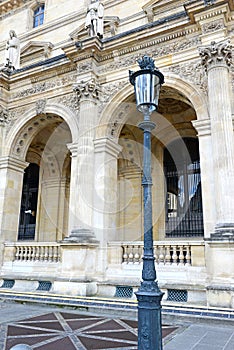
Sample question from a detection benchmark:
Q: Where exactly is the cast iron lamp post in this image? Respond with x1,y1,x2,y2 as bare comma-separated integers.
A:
129,56,164,350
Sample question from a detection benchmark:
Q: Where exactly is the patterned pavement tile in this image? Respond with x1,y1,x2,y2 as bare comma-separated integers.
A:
3,312,177,349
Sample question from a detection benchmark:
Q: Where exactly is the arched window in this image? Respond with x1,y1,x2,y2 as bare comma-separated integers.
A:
33,4,45,28
164,138,204,237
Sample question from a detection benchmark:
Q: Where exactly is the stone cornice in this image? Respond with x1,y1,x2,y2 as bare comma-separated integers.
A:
0,0,32,17
185,0,234,24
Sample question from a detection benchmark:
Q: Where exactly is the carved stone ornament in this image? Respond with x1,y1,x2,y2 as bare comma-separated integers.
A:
73,78,100,102
201,19,224,34
0,106,10,126
36,99,47,115
199,40,233,72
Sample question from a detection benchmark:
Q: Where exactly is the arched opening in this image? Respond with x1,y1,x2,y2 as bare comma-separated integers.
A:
115,85,204,241
15,114,72,242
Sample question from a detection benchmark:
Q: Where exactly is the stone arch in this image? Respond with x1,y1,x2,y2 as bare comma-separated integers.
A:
5,102,78,159
97,74,209,140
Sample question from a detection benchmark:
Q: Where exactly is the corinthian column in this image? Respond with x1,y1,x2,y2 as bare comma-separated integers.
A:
199,40,234,237
66,78,100,243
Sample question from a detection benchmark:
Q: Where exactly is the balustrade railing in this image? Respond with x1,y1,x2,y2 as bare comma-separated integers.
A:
12,243,61,262
121,242,199,265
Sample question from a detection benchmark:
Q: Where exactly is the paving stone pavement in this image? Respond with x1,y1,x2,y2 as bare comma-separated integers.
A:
0,301,233,350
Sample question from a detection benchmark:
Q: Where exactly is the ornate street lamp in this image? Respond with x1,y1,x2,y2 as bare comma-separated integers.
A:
129,56,164,350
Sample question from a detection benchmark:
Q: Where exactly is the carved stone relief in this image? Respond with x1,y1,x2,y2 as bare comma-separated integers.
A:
56,93,80,115
99,80,129,114
35,99,47,115
0,106,11,126
201,19,225,34
168,60,208,93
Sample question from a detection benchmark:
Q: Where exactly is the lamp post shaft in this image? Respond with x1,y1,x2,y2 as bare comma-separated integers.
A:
136,111,163,350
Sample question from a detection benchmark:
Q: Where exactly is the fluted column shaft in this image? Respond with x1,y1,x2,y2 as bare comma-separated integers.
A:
199,40,234,234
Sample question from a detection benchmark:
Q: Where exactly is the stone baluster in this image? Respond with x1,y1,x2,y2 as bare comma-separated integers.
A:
158,245,165,265
165,245,171,265
35,246,40,261
134,245,141,264
23,246,28,261
185,245,191,265
123,245,128,264
48,246,53,262
128,245,134,264
31,246,36,261
178,245,184,265
40,246,44,261
15,246,20,261
54,246,58,262
154,245,159,264
44,246,48,261
172,245,178,265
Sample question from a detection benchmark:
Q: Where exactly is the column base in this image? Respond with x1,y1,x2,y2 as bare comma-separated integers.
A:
209,223,234,241
64,228,99,244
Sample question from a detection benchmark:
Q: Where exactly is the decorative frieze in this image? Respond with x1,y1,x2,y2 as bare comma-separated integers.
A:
99,36,201,74
13,73,77,99
199,40,232,72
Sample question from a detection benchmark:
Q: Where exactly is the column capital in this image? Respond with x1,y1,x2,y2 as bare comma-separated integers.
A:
199,40,232,72
0,156,29,172
67,142,78,157
73,78,100,103
94,137,122,158
192,119,211,137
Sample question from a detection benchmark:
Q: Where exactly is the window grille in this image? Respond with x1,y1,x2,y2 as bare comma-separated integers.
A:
167,289,188,302
164,138,204,237
37,281,52,291
115,286,133,298
0,279,15,289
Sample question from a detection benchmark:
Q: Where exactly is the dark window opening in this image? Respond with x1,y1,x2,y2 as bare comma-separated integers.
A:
164,138,204,237
18,163,40,240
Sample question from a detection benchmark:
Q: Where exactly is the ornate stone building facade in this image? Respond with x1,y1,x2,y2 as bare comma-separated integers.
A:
0,0,233,308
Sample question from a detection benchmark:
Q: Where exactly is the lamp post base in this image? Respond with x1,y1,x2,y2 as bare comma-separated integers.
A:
136,283,164,350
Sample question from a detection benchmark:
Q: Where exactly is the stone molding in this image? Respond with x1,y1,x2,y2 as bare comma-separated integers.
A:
199,40,233,71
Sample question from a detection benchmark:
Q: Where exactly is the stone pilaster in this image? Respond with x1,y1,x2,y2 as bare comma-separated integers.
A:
65,78,100,243
0,157,28,244
192,119,216,238
199,40,234,238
